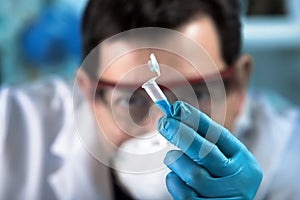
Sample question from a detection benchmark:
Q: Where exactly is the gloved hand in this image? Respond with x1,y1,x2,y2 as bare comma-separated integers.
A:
157,101,263,200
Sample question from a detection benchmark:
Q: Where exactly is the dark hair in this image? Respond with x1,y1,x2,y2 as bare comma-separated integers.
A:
81,0,241,74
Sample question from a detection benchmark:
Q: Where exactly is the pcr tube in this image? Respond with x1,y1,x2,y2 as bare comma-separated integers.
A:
142,54,171,116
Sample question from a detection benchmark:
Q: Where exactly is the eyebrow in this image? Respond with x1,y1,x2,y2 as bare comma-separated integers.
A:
96,66,235,89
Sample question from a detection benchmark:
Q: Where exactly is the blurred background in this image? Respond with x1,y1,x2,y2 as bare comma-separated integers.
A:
0,0,87,85
0,0,299,106
243,0,300,107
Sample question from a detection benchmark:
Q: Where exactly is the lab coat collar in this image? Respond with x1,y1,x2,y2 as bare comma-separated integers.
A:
48,92,113,200
235,93,299,199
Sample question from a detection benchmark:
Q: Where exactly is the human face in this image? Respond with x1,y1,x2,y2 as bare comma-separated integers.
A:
79,16,250,147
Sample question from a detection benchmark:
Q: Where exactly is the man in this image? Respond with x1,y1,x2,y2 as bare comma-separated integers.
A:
1,0,299,199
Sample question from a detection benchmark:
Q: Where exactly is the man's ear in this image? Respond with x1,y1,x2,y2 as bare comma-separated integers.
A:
233,54,253,116
75,68,93,103
235,54,253,90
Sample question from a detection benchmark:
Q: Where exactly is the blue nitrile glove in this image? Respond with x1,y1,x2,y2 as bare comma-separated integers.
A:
157,101,262,200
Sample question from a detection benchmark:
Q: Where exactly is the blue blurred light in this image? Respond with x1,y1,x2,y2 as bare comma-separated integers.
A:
21,5,81,68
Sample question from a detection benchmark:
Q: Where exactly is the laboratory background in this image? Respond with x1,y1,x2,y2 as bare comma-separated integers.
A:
0,0,300,107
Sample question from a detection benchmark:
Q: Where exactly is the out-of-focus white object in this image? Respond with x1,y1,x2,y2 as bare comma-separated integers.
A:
112,131,173,200
0,78,113,200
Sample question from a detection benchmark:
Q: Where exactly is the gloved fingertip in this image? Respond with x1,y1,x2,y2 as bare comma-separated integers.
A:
170,101,182,117
171,101,192,120
164,150,183,166
156,116,169,133
166,171,177,180
157,117,176,141
156,116,167,130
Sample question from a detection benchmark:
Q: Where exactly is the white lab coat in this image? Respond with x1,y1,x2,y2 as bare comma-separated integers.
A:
0,77,299,200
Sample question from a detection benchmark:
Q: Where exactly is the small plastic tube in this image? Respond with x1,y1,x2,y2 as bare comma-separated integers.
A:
142,53,171,116
142,78,166,102
142,78,171,116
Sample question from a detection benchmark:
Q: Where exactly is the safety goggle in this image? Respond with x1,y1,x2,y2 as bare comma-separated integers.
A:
94,67,236,131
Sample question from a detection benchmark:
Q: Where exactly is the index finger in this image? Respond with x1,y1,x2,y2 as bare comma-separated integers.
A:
167,101,242,158
158,116,231,176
